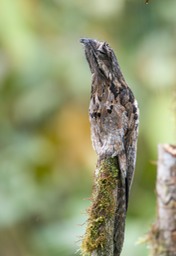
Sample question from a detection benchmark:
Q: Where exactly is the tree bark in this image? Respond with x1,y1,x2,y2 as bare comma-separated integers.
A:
81,157,124,256
148,144,176,256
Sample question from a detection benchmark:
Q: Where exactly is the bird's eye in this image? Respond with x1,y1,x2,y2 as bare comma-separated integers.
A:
97,50,106,55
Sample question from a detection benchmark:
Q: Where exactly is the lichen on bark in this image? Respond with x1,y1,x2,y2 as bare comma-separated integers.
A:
81,157,119,256
147,144,176,256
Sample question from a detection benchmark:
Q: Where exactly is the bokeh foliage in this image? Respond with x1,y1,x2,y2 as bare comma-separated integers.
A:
0,0,175,255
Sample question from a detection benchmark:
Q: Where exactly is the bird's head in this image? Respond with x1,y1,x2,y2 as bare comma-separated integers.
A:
80,38,120,80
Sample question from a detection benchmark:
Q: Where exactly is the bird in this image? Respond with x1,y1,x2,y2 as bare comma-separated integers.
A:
80,38,139,256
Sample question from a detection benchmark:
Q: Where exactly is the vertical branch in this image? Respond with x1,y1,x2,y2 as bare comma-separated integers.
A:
148,144,176,256
81,157,120,256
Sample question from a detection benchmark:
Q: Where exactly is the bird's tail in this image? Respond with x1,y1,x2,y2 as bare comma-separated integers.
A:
113,170,127,256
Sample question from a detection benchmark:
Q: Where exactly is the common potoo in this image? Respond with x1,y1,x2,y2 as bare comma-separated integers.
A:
80,38,139,256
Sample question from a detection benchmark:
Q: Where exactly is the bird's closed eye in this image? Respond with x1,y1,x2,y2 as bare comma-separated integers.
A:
97,50,106,55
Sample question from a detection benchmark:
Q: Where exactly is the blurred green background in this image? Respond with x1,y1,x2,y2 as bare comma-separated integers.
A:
0,0,175,255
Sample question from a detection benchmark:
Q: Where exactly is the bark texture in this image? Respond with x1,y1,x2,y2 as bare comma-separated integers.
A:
149,144,176,256
81,157,122,256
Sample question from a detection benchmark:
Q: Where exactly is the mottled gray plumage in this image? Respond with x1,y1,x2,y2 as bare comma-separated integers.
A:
80,38,139,256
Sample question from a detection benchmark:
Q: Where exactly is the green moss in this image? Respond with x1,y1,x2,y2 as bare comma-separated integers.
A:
81,157,119,255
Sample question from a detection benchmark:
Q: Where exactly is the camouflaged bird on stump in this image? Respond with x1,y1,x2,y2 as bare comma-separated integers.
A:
80,38,139,256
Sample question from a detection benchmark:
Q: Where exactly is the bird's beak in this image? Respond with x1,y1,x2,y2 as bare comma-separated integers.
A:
80,38,93,45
